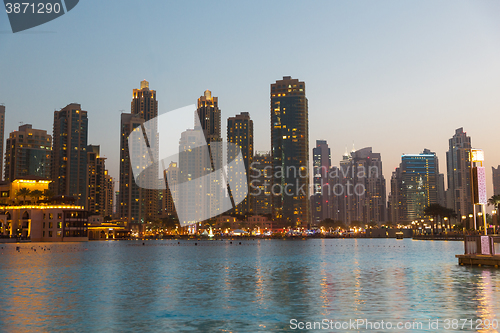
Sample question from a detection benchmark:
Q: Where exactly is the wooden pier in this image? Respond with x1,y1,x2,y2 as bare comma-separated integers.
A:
456,235,500,267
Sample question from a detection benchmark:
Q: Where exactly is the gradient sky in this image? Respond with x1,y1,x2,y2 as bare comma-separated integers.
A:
1,0,499,203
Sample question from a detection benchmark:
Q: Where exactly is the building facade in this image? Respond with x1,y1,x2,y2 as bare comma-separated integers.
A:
51,103,88,207
4,124,52,182
270,76,310,227
87,145,113,217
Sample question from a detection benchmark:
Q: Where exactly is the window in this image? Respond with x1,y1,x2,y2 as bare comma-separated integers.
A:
57,222,62,229
58,213,62,219
43,222,45,229
48,222,53,229
42,231,45,237
48,231,53,237
49,213,53,219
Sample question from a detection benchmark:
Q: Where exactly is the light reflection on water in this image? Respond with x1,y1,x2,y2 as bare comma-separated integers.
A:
0,239,499,332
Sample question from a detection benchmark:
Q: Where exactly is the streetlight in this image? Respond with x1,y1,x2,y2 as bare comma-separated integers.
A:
492,210,497,234
444,217,448,233
462,216,466,234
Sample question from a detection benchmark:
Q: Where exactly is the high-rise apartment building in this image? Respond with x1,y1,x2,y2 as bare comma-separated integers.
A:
0,105,5,180
119,80,159,224
4,124,52,181
446,128,472,218
51,103,88,207
343,147,386,225
227,112,253,215
250,152,272,216
493,166,500,196
87,145,112,217
270,76,310,227
390,149,443,223
312,140,331,224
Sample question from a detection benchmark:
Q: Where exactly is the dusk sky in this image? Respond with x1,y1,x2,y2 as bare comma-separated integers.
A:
1,0,499,200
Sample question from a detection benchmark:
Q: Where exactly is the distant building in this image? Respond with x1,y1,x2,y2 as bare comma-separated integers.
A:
87,145,113,217
446,128,472,218
390,149,443,224
227,112,253,215
341,147,386,225
162,161,178,216
0,178,51,205
250,152,272,216
4,124,52,182
0,105,5,180
493,166,500,196
312,140,331,224
270,76,310,227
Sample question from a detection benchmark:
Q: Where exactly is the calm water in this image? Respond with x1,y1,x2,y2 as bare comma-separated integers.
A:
0,238,499,332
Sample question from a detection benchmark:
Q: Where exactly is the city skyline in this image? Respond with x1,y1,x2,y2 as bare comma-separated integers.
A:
1,1,499,208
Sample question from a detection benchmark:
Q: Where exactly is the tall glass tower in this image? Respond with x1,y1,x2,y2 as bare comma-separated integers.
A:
270,76,310,228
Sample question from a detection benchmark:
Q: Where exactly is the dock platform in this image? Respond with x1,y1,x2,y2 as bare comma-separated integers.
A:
457,235,500,267
456,254,500,267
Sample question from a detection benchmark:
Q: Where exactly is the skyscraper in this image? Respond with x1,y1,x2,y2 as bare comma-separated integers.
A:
312,140,331,224
493,166,500,196
446,128,472,218
270,76,310,228
119,80,158,224
250,152,272,216
51,103,88,207
390,149,443,223
162,162,178,216
0,105,5,180
87,145,112,217
196,90,223,219
4,124,52,181
227,112,253,215
119,113,144,223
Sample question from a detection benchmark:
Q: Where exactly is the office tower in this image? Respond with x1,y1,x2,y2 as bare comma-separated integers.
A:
312,140,331,224
227,112,253,215
250,151,272,215
87,145,111,217
51,103,88,207
162,161,178,216
119,113,144,223
0,105,5,180
119,80,159,224
446,128,472,218
390,149,442,223
342,147,386,225
493,166,500,196
4,124,52,181
270,76,310,227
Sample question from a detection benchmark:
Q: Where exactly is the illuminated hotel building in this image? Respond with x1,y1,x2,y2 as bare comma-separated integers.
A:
446,127,472,218
270,76,310,227
227,112,253,215
4,124,52,182
51,103,88,207
119,80,158,224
